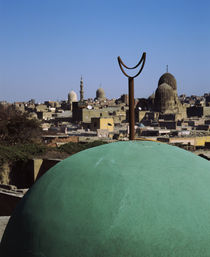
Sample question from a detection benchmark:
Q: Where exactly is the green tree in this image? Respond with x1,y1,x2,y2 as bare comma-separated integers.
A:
0,104,41,144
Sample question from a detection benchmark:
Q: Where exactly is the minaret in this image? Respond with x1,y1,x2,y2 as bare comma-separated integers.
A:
80,76,84,101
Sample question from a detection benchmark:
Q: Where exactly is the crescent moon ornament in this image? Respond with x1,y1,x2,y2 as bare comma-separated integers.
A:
117,52,146,140
117,52,146,78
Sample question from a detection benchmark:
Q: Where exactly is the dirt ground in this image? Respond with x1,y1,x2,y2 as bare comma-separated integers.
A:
0,216,10,242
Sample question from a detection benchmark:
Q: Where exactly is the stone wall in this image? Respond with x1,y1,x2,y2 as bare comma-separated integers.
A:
0,159,60,188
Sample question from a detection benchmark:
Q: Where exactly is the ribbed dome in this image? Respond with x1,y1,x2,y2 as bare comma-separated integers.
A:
155,83,175,112
96,88,105,99
158,72,177,90
1,141,210,257
155,83,174,99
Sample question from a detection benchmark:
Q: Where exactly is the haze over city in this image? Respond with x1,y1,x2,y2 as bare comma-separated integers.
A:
0,0,210,102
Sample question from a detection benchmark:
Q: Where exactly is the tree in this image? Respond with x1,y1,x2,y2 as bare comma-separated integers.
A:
0,104,41,144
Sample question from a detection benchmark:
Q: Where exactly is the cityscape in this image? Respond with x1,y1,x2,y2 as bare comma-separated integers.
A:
1,72,210,155
1,1,210,256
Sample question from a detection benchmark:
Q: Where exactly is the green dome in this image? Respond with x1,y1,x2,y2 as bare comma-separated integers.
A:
1,141,210,257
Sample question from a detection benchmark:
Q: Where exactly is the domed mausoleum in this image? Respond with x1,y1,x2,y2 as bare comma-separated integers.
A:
96,87,105,100
67,90,78,110
158,72,177,91
1,141,210,257
155,83,175,113
154,72,185,116
68,90,77,103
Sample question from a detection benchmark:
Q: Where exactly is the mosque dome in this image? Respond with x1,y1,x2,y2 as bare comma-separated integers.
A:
96,87,105,99
68,90,77,102
1,141,210,257
158,72,177,90
154,83,175,113
155,83,174,99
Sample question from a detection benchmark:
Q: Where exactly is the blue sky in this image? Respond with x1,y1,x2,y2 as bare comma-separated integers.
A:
0,0,210,102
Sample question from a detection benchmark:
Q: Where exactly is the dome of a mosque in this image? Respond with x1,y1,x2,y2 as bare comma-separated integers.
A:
96,87,105,99
1,141,210,257
155,83,174,100
154,83,175,113
68,90,77,102
158,72,177,90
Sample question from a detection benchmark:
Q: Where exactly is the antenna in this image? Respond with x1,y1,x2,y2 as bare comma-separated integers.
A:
166,65,168,73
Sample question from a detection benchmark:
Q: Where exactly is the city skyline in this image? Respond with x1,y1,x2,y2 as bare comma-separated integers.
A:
0,0,210,102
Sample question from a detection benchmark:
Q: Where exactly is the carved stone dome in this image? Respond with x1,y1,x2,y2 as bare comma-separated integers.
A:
96,88,105,99
158,72,177,91
68,91,77,102
155,83,175,112
156,83,174,98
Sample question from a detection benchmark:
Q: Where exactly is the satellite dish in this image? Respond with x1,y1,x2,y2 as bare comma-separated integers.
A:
87,105,92,110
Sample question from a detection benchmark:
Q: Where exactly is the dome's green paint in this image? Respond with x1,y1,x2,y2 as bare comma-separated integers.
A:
1,141,210,257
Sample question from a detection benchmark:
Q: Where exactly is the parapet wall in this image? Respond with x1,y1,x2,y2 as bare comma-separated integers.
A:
0,159,61,215
0,159,61,189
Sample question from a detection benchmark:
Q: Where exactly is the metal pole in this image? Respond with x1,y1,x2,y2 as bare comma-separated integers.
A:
129,77,135,140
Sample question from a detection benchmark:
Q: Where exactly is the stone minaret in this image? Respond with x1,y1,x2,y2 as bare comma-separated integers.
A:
80,76,84,101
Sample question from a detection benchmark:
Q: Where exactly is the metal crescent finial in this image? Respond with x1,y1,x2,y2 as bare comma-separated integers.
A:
117,52,146,78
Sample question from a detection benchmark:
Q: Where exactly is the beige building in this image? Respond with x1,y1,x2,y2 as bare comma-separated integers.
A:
158,136,210,147
73,102,127,124
91,117,114,132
